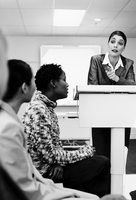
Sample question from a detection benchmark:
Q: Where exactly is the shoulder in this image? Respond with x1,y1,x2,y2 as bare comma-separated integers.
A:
0,110,24,142
91,54,105,61
22,100,50,124
0,109,21,128
121,55,134,66
24,100,47,115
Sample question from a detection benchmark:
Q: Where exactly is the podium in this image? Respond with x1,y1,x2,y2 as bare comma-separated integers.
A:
74,85,136,194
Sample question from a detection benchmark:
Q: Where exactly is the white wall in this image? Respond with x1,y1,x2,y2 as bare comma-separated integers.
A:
6,36,136,75
6,36,136,139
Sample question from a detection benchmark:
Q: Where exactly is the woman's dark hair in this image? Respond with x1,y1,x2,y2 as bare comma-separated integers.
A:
3,59,33,102
108,30,127,47
35,63,63,92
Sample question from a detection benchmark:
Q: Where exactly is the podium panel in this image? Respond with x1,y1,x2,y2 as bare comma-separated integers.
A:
79,93,136,127
75,85,136,195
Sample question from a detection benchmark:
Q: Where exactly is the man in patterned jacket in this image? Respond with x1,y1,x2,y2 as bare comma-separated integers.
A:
22,63,110,198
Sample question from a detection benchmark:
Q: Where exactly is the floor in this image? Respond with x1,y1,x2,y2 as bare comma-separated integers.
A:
123,174,136,200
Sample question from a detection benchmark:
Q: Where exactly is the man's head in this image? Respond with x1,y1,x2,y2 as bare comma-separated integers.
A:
0,31,8,100
35,63,63,92
35,63,69,101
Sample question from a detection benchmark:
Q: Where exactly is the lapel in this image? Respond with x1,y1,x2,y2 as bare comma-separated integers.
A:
100,55,113,84
115,66,124,77
115,55,126,77
99,54,127,84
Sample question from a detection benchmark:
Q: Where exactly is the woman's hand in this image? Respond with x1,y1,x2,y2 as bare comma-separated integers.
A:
49,164,63,182
106,70,119,82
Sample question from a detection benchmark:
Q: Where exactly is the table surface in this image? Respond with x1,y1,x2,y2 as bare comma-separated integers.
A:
74,85,136,100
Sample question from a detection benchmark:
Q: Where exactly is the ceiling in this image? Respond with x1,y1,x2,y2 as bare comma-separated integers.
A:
1,0,136,38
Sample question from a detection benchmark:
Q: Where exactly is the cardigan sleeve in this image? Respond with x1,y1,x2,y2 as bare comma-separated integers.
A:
22,104,95,167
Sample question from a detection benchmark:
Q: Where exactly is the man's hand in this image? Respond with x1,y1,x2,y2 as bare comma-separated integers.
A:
49,164,63,182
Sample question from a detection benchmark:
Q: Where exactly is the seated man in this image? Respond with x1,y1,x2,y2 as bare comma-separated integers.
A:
22,63,110,197
0,58,99,200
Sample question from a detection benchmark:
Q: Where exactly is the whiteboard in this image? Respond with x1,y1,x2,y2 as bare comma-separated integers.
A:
40,45,101,106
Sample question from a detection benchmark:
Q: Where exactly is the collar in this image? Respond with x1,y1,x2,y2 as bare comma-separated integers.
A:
32,90,57,108
102,52,124,70
0,101,21,124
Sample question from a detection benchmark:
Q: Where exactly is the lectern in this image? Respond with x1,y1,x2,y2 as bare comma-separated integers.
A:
74,85,136,194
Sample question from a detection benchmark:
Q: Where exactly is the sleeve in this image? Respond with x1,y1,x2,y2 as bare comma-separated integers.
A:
0,122,46,200
24,106,95,166
115,62,136,85
87,56,99,85
0,120,98,200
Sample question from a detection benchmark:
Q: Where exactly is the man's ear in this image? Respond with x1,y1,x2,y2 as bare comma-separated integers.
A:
50,79,56,88
21,83,28,94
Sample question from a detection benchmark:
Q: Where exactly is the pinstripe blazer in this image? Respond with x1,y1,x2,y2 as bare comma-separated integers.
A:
87,54,136,85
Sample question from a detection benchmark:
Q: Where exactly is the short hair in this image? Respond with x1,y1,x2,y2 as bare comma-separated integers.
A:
35,63,63,91
108,30,127,47
3,59,33,102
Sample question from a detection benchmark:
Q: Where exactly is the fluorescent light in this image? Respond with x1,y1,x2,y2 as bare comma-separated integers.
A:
53,9,86,27
94,18,102,22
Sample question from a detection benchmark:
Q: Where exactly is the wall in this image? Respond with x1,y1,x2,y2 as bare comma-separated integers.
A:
6,36,136,75
6,36,136,139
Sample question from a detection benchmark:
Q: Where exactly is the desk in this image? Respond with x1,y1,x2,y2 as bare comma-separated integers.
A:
74,85,136,194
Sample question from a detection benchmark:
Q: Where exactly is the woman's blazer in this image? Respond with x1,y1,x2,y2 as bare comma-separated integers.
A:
87,54,136,85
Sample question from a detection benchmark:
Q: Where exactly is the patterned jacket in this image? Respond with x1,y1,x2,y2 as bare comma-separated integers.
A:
22,91,95,175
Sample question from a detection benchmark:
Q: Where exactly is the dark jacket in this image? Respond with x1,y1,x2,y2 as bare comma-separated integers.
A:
87,54,136,85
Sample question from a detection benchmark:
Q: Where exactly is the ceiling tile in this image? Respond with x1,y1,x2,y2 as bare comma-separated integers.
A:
18,0,54,9
81,11,118,27
101,27,132,37
0,25,26,36
77,26,105,36
123,0,136,11
54,0,92,10
0,9,23,25
109,11,136,28
89,0,130,11
52,27,78,36
0,0,18,8
0,0,136,38
21,9,53,26
26,26,52,36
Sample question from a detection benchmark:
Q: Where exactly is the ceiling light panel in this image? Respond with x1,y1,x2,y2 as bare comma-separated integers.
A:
53,9,86,26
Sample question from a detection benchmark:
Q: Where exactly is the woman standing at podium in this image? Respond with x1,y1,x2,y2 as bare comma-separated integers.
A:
87,30,136,160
